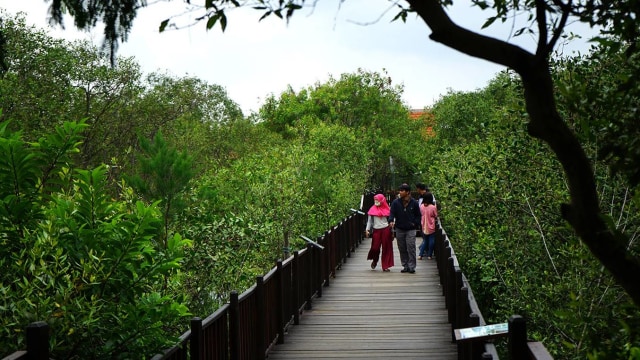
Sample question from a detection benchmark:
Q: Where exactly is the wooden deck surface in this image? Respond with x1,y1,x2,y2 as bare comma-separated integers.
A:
266,236,458,359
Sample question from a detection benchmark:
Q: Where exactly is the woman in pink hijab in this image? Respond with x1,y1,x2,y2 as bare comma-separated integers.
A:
365,194,395,272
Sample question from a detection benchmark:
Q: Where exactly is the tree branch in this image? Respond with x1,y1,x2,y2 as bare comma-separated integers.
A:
407,1,534,76
545,0,571,54
535,0,549,57
406,0,640,307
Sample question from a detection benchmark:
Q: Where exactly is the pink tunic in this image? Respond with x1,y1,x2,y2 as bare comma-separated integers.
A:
421,203,438,235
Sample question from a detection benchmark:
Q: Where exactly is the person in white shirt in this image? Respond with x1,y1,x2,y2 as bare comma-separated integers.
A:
365,194,395,272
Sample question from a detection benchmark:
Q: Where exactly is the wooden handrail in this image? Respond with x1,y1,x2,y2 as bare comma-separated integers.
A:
438,225,554,359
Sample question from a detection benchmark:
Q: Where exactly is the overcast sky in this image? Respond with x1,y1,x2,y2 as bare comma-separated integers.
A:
1,1,595,115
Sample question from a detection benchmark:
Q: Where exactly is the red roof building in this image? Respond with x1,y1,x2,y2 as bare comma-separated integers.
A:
409,108,435,138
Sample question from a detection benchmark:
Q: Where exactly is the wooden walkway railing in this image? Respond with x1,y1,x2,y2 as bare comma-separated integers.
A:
435,226,553,360
266,234,458,359
4,205,553,359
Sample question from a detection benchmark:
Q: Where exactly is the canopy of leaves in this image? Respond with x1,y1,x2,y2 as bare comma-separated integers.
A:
259,68,429,189
0,121,191,359
429,62,640,359
0,12,244,176
553,43,640,188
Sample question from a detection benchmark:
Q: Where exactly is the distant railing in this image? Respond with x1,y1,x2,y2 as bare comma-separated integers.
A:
2,211,365,360
436,226,554,359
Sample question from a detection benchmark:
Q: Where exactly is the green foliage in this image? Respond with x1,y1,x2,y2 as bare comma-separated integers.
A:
0,14,80,136
172,117,370,316
303,121,371,229
139,73,246,171
0,119,88,245
259,68,426,189
429,67,640,359
0,14,244,177
430,89,499,146
0,121,191,359
126,131,195,247
210,136,364,254
552,42,640,188
0,12,388,358
175,207,281,315
0,17,375,355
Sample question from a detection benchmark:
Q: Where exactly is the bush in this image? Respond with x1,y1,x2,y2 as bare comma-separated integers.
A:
0,121,191,359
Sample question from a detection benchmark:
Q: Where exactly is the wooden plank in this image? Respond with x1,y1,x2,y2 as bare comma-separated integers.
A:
266,236,458,359
1,351,27,360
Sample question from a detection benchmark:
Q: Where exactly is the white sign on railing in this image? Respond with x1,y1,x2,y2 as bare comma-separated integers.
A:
454,322,509,342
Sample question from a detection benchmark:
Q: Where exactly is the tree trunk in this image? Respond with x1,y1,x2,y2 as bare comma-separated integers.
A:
407,0,640,307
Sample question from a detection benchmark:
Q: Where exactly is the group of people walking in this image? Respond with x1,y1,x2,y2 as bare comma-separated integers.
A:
365,183,438,273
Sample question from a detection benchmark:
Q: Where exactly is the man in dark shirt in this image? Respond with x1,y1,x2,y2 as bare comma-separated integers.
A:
389,183,421,273
416,182,436,207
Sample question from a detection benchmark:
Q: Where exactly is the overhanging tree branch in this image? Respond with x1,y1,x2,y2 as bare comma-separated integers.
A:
535,0,549,57
406,1,534,76
545,0,571,55
407,0,640,307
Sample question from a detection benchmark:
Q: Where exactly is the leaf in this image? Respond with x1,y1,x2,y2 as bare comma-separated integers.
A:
159,19,169,33
206,13,219,30
475,1,489,10
391,11,407,23
219,12,227,32
481,16,497,29
259,11,272,21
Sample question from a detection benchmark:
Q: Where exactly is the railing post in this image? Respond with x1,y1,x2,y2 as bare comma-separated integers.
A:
276,260,285,344
190,317,203,360
305,243,314,310
353,213,362,248
256,276,266,359
509,315,527,360
293,251,300,325
446,258,455,321
456,286,469,346
346,216,354,254
26,321,49,360
435,228,442,268
442,242,452,296
342,221,350,260
315,236,323,298
346,217,354,257
229,291,240,360
459,311,479,360
357,211,364,246
454,269,463,329
332,226,341,271
321,232,330,287
468,313,484,360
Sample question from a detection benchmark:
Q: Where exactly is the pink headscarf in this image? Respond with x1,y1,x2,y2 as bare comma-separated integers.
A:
368,194,390,217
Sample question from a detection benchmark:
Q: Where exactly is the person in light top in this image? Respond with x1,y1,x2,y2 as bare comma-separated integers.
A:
365,193,395,272
419,193,438,260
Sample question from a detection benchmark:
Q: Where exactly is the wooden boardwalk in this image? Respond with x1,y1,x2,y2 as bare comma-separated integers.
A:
266,236,458,359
